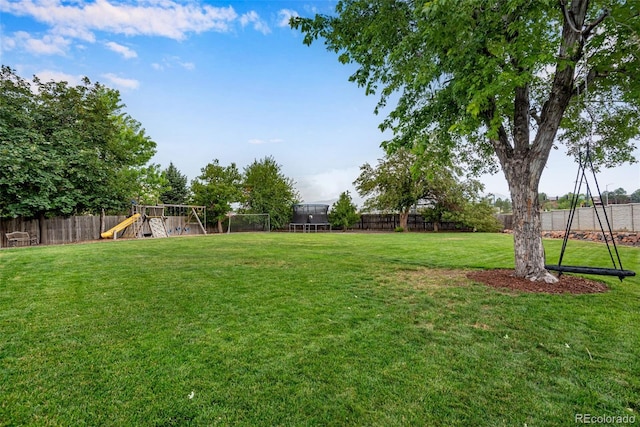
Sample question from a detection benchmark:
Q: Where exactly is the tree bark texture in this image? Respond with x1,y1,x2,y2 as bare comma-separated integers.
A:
399,211,409,230
38,212,47,245
503,160,558,283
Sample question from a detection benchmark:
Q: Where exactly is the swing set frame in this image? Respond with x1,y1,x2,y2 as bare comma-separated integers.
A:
543,28,635,281
544,148,635,281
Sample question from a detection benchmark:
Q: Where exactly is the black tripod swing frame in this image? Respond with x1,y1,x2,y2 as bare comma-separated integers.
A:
544,147,635,281
542,19,635,281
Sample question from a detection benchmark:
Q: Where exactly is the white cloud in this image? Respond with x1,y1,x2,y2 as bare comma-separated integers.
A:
105,41,137,59
101,73,140,90
1,35,17,50
240,10,271,35
296,167,364,206
277,9,299,28
302,5,319,16
248,138,283,145
4,30,70,55
151,56,195,71
35,69,84,86
55,25,95,42
1,0,239,41
240,10,257,26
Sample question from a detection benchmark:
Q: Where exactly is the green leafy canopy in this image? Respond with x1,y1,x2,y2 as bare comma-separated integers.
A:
292,0,639,172
293,0,638,279
191,159,243,225
241,156,300,230
0,66,157,218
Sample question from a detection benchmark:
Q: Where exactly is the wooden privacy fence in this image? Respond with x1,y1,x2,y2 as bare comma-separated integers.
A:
495,214,513,230
0,215,206,247
354,214,472,232
0,218,40,248
7,206,635,247
496,203,640,232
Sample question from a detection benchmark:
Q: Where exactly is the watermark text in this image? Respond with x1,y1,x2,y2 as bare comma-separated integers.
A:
575,413,636,424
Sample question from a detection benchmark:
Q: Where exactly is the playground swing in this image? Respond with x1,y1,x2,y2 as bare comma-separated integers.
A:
543,28,635,281
544,143,635,281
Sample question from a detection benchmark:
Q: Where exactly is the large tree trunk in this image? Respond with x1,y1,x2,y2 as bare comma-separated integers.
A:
505,161,558,283
38,212,46,245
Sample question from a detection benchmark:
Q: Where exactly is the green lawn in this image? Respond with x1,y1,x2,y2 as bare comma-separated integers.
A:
1,233,638,426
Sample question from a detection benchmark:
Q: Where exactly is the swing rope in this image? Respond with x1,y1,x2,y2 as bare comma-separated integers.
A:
582,149,625,271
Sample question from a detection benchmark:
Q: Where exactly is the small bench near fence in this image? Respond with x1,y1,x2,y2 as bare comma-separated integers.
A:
5,231,38,247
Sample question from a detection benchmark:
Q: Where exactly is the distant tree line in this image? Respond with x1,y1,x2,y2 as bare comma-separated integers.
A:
480,187,640,214
189,156,299,231
1,66,499,233
0,67,301,230
4,65,632,233
538,188,640,211
0,64,518,233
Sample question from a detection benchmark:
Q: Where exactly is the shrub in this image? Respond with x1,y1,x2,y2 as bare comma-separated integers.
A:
446,201,503,232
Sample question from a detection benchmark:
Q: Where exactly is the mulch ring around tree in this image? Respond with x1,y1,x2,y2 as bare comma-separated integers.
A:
467,269,609,294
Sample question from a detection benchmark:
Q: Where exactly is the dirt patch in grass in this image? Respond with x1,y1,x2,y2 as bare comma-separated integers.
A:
393,268,470,290
467,269,609,294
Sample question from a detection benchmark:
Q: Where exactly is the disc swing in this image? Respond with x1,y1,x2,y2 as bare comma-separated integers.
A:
543,144,635,281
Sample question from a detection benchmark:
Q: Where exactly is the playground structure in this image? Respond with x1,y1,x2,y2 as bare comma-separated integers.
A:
289,204,331,232
101,213,141,239
101,204,206,240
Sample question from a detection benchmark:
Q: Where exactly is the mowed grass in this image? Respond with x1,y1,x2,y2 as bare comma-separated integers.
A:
0,232,638,426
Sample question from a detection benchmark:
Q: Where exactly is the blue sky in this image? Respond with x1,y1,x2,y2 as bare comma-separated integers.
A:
1,0,638,206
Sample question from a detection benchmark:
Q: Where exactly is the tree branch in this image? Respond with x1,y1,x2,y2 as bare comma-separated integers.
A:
559,0,581,34
583,9,610,39
513,85,530,153
531,0,589,165
529,108,541,126
482,98,513,167
572,68,612,97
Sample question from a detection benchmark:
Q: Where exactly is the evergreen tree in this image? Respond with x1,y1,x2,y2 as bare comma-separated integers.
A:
160,162,189,205
328,191,360,231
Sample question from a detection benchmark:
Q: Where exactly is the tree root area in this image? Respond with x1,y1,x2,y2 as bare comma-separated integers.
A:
467,269,609,294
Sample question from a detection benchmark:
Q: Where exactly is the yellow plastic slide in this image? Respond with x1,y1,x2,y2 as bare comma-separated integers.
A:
101,213,141,239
